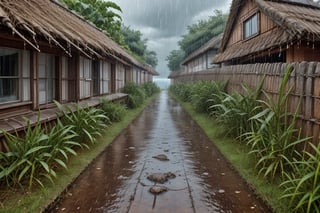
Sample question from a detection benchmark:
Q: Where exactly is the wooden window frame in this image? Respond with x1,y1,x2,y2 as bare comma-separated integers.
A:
38,53,58,105
243,12,260,40
0,47,31,105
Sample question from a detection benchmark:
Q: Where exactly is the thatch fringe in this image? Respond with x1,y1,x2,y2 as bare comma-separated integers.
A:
0,0,147,69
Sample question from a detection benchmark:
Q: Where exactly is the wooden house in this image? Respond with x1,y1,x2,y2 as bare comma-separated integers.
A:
0,0,157,136
213,0,320,65
181,34,222,72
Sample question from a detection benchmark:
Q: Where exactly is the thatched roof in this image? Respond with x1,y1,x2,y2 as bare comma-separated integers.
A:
181,34,222,65
214,0,320,63
144,64,159,76
0,0,149,70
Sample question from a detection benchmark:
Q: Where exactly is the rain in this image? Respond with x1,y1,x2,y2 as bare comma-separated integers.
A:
112,0,232,77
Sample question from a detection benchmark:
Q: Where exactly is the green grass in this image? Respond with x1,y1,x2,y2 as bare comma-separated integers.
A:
0,94,158,213
173,94,290,213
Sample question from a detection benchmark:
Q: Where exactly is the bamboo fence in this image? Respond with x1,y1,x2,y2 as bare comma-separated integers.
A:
170,62,320,144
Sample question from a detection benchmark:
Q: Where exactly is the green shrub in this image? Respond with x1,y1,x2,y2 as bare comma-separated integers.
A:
143,81,160,97
245,66,308,180
169,83,194,102
0,116,78,189
100,98,126,123
191,81,227,113
281,142,320,213
55,101,108,146
122,82,146,109
209,82,263,139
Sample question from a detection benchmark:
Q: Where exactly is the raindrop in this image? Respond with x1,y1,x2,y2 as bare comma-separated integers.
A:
202,172,209,176
218,189,225,193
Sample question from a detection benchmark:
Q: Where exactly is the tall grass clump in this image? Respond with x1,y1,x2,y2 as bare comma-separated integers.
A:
191,81,227,113
122,82,146,109
100,98,127,123
55,101,108,146
143,81,161,97
169,83,195,102
209,80,263,139
281,142,320,213
0,115,78,189
245,66,308,180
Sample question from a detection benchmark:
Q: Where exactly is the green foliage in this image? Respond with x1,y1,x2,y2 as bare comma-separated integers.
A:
210,82,263,139
122,82,160,109
100,99,127,123
245,66,309,180
60,0,125,45
143,81,161,97
121,26,158,67
169,83,194,102
166,49,185,72
191,81,227,113
179,10,228,55
281,143,320,213
144,50,158,67
122,82,146,109
55,101,108,146
167,10,227,71
0,116,78,189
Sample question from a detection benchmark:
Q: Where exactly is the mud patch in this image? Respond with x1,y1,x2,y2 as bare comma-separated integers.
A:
152,154,169,161
147,172,176,183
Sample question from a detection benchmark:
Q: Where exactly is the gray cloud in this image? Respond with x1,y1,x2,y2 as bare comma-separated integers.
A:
112,0,232,77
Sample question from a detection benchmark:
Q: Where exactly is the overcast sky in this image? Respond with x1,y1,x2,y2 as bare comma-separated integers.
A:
112,0,232,77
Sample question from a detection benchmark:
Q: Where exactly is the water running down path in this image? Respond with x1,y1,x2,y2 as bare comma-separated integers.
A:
50,91,270,213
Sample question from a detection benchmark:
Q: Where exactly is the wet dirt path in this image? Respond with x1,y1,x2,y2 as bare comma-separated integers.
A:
50,91,271,213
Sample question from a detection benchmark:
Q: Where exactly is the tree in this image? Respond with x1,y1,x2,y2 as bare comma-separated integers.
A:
144,50,158,67
179,10,227,56
121,25,146,56
166,10,227,72
166,49,185,72
121,25,158,67
60,0,125,46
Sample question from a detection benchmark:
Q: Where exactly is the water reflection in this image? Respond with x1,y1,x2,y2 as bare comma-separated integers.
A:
51,91,270,213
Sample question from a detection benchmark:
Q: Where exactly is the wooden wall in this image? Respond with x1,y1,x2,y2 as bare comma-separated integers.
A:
170,62,320,144
227,0,277,48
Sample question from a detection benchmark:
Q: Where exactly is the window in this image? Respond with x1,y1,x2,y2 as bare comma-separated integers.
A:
100,61,111,94
92,60,100,96
243,13,259,39
207,49,218,69
38,53,57,104
79,56,92,99
0,48,30,103
116,64,125,92
61,56,68,102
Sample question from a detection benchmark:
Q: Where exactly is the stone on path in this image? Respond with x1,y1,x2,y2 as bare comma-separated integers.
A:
149,186,168,195
147,172,176,184
152,154,169,161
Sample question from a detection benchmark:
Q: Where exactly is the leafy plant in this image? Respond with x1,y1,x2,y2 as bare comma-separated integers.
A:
209,81,263,139
281,142,320,213
55,101,108,146
169,83,194,102
122,82,146,109
245,66,308,180
0,119,51,188
191,81,227,113
142,81,160,97
100,98,126,123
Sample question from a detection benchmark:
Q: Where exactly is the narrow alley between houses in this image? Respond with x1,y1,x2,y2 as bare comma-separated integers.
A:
49,91,270,213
